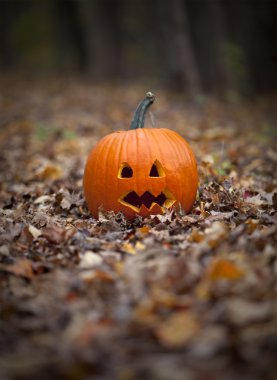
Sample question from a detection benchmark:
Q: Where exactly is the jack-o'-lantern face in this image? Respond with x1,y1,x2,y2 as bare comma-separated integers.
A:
117,160,176,213
83,128,198,220
83,92,198,220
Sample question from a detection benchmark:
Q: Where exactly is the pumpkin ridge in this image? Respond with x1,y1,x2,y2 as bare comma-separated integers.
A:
84,134,110,213
103,133,119,210
114,132,122,208
167,129,198,208
161,129,185,205
174,131,195,168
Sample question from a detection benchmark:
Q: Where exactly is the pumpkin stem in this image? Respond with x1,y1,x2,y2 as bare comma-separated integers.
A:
130,92,155,129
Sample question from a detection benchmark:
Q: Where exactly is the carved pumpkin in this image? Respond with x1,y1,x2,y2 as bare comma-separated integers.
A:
83,92,198,220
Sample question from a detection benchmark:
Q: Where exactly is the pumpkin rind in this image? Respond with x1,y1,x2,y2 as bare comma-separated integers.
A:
83,127,198,220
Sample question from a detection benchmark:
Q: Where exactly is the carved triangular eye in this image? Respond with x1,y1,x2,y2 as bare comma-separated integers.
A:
149,164,159,177
118,163,133,178
149,160,165,177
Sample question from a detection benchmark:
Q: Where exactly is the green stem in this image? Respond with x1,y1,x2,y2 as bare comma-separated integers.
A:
130,92,155,130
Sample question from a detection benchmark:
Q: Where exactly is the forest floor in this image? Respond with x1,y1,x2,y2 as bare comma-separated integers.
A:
0,76,276,380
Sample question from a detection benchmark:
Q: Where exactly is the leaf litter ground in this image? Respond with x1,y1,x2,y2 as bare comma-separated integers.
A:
0,77,276,380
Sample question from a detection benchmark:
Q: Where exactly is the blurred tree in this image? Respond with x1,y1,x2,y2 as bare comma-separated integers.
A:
156,0,201,95
53,0,87,71
187,0,233,96
81,0,123,78
0,0,275,96
224,0,276,94
0,0,14,68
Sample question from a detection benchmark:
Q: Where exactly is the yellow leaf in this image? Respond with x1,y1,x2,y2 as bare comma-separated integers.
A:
156,311,199,348
246,219,260,234
135,241,145,251
195,281,210,300
39,164,63,180
208,259,245,281
113,261,124,277
137,226,151,234
133,299,159,328
122,242,136,255
187,228,204,243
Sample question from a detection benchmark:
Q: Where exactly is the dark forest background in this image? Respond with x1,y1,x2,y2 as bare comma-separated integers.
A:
0,0,276,98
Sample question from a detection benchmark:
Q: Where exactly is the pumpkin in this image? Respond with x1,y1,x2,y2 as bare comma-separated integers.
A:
83,92,198,220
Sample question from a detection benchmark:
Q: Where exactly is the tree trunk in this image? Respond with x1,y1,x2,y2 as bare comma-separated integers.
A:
0,1,16,69
53,0,87,72
187,0,232,97
224,0,276,94
156,0,201,95
81,0,122,79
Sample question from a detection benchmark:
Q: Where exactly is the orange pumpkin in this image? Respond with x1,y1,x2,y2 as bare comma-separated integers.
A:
83,92,198,220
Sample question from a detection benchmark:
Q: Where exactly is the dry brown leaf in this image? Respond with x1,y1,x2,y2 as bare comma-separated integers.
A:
1,81,276,380
17,226,34,246
80,269,114,284
133,299,160,328
2,258,34,280
190,326,228,358
156,311,199,348
244,194,265,206
204,221,228,248
42,225,66,244
246,218,260,234
73,318,116,347
225,298,271,326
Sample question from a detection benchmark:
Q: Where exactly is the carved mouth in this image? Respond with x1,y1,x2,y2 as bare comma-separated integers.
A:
119,189,176,212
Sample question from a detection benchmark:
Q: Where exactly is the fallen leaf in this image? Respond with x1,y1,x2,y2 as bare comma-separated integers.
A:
79,269,114,283
1,258,34,279
204,221,228,248
137,226,151,235
208,259,245,281
42,225,66,244
133,299,160,328
202,154,214,166
34,195,52,205
156,311,199,348
73,318,116,347
122,242,136,255
187,228,204,243
135,241,145,251
190,326,228,358
17,226,33,245
244,194,264,206
38,164,63,181
0,245,9,256
79,251,103,269
225,298,271,326
28,225,42,239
